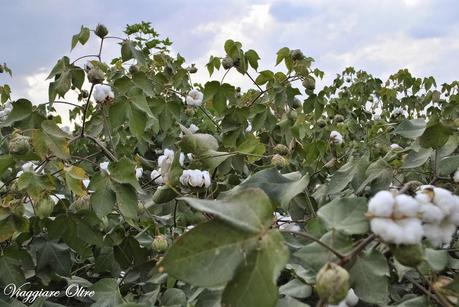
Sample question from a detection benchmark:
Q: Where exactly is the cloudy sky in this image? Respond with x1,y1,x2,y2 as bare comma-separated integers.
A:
1,0,459,110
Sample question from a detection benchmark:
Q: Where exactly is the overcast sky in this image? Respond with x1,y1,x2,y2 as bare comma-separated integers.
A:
1,0,459,109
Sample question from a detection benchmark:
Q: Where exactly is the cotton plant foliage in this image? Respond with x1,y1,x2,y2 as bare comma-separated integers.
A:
0,22,458,307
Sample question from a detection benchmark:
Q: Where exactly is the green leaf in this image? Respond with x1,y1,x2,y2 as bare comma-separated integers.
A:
226,168,309,208
64,166,87,197
402,148,433,169
109,157,142,192
0,256,25,287
34,239,72,276
279,279,312,299
245,49,260,70
394,118,426,139
41,120,70,159
425,248,448,272
419,122,452,149
180,133,219,155
71,68,85,89
317,197,369,235
237,134,266,162
90,173,116,218
121,40,146,65
132,72,154,97
255,70,274,85
112,183,138,219
276,47,290,66
0,99,32,127
326,159,359,195
162,219,259,287
350,249,389,305
438,155,459,175
180,188,273,233
222,230,288,307
0,155,14,177
89,278,123,307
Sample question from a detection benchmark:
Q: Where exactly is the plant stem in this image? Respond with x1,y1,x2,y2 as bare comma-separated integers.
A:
198,106,221,131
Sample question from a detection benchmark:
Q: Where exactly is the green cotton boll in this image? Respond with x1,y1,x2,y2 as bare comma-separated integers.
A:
315,262,350,305
8,134,30,155
95,24,109,38
390,244,424,267
36,197,55,219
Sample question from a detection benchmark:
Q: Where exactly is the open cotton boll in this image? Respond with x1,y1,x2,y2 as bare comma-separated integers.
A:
179,153,185,167
185,89,203,106
22,161,37,172
99,162,110,175
50,194,65,204
449,196,459,225
423,221,456,247
370,218,403,243
93,84,114,103
345,289,359,306
432,187,456,214
418,203,445,224
150,169,164,185
390,144,402,150
187,153,193,161
394,194,419,218
82,179,90,189
396,218,424,245
330,130,343,144
368,191,395,217
454,168,459,183
202,171,211,188
135,167,143,179
189,124,199,134
245,121,252,132
188,170,204,187
179,170,191,186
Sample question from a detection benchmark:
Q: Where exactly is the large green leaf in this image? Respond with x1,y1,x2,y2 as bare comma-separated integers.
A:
33,239,72,277
89,278,123,307
402,148,433,169
162,220,259,287
317,197,369,235
225,168,309,208
0,256,25,287
350,249,389,305
394,118,426,138
419,122,452,149
326,159,359,195
112,183,138,219
180,188,273,233
0,99,32,127
90,173,116,218
109,157,142,191
438,155,459,175
222,230,288,307
180,133,219,155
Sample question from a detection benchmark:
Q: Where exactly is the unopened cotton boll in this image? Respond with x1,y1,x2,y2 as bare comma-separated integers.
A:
185,89,203,106
100,162,110,175
394,194,419,218
150,169,164,185
135,167,143,179
330,131,343,144
454,168,459,183
368,191,395,217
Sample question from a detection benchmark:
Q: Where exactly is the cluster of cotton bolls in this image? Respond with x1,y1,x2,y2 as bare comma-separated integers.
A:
185,89,203,107
93,84,114,103
150,148,193,185
0,101,13,121
330,131,343,145
328,289,359,307
368,186,459,247
274,212,300,232
179,169,211,188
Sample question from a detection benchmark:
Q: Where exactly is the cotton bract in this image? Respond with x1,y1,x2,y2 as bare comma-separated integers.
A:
185,89,203,106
